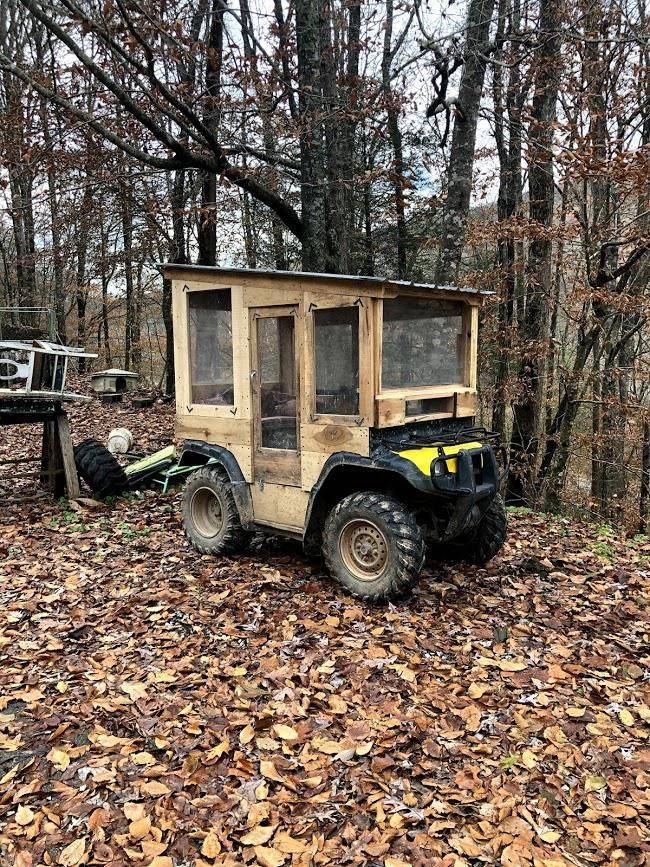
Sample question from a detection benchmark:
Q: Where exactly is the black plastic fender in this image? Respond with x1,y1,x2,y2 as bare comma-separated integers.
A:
178,439,254,527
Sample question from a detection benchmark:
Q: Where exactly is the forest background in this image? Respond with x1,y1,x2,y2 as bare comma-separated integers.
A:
0,0,648,528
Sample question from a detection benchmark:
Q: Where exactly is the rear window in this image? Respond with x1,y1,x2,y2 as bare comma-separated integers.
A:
382,297,464,389
188,289,234,405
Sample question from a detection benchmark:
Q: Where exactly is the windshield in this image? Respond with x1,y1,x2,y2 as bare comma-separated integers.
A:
381,297,465,389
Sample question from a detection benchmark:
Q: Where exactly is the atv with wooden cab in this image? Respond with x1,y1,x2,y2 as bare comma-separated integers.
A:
166,266,508,601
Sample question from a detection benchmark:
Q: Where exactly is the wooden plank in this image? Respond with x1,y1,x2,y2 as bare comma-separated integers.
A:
376,384,475,401
251,482,309,530
175,415,253,447
56,412,81,499
301,451,331,491
228,445,253,482
457,390,477,416
253,449,301,485
243,286,302,307
171,278,190,409
165,266,486,302
302,294,315,423
373,298,383,401
231,286,250,418
301,423,369,455
468,305,479,390
359,298,374,424
376,398,405,428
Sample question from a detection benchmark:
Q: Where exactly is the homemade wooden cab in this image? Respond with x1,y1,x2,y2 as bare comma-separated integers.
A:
167,266,484,535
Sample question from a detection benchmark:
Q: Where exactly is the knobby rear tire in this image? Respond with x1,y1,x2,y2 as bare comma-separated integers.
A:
181,465,249,556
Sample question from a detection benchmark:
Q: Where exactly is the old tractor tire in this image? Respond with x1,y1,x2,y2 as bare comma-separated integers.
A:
73,438,128,499
322,491,426,601
181,465,249,556
430,494,508,566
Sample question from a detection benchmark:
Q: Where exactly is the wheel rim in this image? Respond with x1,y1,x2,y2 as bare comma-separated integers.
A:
339,518,389,581
190,486,225,538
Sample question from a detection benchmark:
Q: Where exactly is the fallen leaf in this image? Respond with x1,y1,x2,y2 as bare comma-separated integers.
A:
47,748,70,771
58,839,85,866
121,681,148,701
132,751,156,766
129,816,152,839
15,805,35,826
241,825,276,846
585,775,607,792
140,781,170,797
201,831,222,858
619,708,634,727
254,846,286,867
498,659,527,672
273,724,298,741
273,832,306,854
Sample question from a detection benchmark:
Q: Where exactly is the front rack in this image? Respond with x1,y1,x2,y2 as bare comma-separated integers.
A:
383,426,501,449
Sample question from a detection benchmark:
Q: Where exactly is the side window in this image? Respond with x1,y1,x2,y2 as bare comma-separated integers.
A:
382,297,464,388
314,306,359,416
188,289,234,405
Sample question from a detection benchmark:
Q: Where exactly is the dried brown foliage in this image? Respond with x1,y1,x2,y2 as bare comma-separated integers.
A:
0,403,648,866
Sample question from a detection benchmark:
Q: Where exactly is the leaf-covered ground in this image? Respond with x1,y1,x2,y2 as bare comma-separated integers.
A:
1,400,648,867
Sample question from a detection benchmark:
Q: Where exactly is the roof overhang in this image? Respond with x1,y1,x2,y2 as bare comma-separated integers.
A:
159,264,493,298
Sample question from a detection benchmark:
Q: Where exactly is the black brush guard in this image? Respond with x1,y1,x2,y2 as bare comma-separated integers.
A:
427,434,508,540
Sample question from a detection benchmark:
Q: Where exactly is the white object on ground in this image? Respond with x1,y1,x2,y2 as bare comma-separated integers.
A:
107,427,133,454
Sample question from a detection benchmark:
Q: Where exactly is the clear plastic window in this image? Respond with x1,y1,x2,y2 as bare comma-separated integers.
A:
382,297,465,388
188,289,234,405
258,315,298,450
314,307,359,415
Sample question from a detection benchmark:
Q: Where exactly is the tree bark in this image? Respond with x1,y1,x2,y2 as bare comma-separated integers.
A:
435,0,496,283
382,0,408,278
507,0,561,503
198,0,225,266
295,0,331,271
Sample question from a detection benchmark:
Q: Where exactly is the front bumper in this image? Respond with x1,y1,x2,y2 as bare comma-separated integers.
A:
430,443,504,498
389,436,508,540
429,443,507,539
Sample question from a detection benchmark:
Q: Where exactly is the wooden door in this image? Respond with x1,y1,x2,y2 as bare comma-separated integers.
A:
250,306,301,486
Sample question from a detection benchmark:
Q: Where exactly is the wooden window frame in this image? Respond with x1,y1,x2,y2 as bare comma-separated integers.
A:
377,295,474,397
304,293,373,427
179,283,245,419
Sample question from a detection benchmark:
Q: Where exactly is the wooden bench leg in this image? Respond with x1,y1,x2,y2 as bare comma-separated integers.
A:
41,420,63,495
56,412,81,499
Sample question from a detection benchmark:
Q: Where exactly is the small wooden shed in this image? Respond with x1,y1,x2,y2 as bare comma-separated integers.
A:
90,368,139,395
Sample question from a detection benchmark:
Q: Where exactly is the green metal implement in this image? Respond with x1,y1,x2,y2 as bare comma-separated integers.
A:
123,446,221,494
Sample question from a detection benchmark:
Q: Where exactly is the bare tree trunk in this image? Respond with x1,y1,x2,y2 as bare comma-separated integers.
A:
99,221,112,367
435,0,496,283
640,421,650,534
239,0,286,270
75,168,93,367
507,0,561,503
121,185,134,370
295,0,331,271
382,0,407,278
163,169,188,394
198,0,224,266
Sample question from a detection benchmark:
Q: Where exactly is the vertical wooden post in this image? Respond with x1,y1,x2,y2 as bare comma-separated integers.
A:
41,419,63,495
56,411,81,499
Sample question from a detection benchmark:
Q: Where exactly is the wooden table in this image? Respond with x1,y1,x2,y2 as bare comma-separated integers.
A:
0,395,81,503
